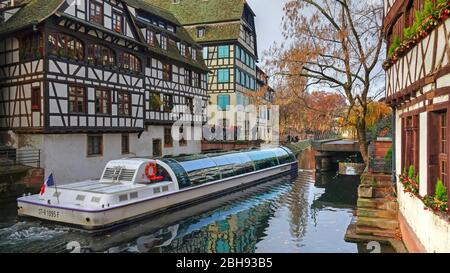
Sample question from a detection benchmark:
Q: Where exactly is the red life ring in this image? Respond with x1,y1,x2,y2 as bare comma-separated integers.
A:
144,163,157,180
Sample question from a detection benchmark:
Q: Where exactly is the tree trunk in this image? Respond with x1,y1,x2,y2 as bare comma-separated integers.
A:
356,121,369,164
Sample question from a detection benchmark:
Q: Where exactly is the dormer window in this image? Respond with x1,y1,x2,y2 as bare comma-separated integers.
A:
147,29,155,46
112,11,123,33
160,35,167,50
179,43,186,57
196,27,205,38
89,0,103,25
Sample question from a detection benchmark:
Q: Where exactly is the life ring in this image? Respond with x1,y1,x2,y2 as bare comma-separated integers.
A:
144,163,157,180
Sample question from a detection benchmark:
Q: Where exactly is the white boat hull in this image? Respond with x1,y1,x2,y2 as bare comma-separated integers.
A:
18,163,297,230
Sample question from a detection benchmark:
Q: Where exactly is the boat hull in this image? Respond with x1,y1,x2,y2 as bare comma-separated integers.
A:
18,162,298,230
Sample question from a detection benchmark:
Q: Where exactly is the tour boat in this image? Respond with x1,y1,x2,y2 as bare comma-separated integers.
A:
17,147,298,230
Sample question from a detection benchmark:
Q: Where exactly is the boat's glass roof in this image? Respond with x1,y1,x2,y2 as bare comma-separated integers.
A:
160,147,296,189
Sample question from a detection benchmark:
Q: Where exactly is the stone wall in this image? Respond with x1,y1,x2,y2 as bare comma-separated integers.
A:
0,167,44,202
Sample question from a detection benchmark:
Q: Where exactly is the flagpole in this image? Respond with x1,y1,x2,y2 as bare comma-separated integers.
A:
51,169,60,204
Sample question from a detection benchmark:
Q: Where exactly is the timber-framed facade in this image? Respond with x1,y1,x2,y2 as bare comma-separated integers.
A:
0,0,208,182
384,0,450,252
147,0,275,142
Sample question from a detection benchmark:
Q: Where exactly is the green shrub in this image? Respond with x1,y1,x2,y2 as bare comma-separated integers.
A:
408,165,415,179
423,0,435,18
388,36,401,57
435,179,448,202
403,26,414,40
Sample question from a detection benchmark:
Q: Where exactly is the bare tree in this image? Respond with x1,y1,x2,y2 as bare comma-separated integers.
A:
267,0,385,163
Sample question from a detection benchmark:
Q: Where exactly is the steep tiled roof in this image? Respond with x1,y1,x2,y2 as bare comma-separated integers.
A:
0,0,208,71
186,23,241,43
0,0,65,36
124,0,180,25
145,0,245,25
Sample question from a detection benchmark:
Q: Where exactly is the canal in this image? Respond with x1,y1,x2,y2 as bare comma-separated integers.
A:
0,150,394,253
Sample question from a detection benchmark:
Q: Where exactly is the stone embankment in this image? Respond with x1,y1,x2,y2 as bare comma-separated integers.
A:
345,172,407,252
0,166,44,202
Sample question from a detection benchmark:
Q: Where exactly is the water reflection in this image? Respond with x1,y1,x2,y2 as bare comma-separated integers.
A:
0,153,392,252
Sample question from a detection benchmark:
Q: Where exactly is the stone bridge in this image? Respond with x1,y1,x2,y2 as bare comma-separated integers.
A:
312,138,363,172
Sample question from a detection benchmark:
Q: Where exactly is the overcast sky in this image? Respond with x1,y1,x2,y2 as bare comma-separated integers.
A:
247,0,290,62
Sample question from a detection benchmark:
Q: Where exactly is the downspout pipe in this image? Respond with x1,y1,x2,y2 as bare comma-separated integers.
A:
391,106,396,185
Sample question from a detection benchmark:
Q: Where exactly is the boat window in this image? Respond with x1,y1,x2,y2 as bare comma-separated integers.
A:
53,192,61,198
159,158,191,189
179,157,221,185
76,195,86,201
153,187,161,194
228,153,255,176
159,147,295,189
119,194,128,202
130,192,138,199
91,196,101,203
271,148,292,164
246,150,279,170
162,186,169,192
209,153,236,179
281,146,297,162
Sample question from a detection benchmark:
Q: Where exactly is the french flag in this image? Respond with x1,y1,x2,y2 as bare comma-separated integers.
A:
40,174,55,195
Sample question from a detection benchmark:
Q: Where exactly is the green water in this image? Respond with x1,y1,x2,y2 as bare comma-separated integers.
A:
0,168,394,253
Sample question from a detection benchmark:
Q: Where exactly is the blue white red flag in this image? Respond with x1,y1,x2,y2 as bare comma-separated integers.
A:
39,173,55,195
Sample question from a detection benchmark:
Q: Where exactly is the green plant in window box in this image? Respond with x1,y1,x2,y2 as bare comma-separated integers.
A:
422,179,448,212
399,165,419,195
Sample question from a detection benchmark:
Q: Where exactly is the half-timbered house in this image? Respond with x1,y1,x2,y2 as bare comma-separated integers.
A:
383,0,450,252
0,0,208,183
146,0,274,142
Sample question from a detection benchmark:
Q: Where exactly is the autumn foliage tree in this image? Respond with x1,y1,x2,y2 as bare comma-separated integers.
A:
266,0,385,163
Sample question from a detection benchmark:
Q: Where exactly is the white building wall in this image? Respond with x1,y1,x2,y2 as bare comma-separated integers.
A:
419,112,428,196
398,183,450,253
135,125,202,157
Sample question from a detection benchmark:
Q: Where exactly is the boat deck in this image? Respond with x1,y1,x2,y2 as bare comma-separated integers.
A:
58,180,148,194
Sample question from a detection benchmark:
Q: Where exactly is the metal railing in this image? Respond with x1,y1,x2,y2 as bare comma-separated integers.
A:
368,143,392,174
0,149,40,168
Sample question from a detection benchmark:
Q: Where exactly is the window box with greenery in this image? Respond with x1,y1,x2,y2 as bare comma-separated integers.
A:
422,179,448,213
400,165,449,216
399,165,420,195
383,0,450,70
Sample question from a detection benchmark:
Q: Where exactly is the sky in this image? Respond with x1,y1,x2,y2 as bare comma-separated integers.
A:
246,0,290,62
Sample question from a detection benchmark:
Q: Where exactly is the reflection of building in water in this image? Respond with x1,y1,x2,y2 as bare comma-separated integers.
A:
286,171,311,239
156,203,273,253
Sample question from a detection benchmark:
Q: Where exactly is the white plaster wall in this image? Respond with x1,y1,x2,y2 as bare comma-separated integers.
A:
9,133,140,184
398,183,450,253
419,112,428,196
395,109,402,177
135,125,201,157
41,134,140,183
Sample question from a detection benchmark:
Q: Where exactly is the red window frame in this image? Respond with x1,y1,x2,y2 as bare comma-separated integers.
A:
69,85,86,113
118,91,131,116
89,0,103,25
31,87,41,111
112,11,123,33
